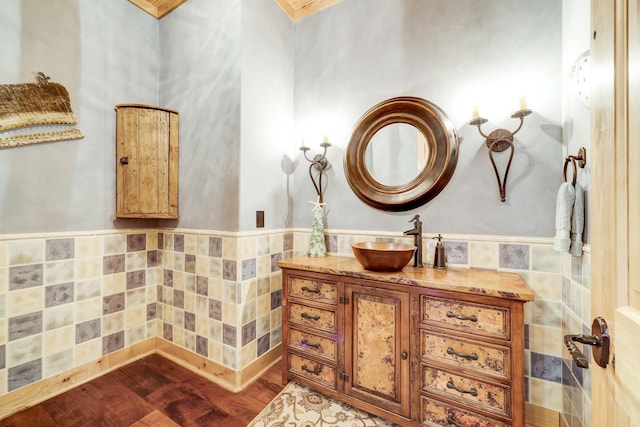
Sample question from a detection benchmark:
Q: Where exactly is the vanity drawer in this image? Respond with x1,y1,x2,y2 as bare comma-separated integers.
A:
421,296,510,340
289,302,337,333
288,276,337,305
288,353,337,390
288,327,337,362
420,395,508,427
421,330,510,381
422,365,510,418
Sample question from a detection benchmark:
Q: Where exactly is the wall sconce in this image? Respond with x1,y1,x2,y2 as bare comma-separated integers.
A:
469,103,532,202
300,135,331,203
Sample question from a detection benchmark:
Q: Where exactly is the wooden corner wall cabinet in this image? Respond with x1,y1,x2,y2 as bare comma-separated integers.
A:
115,104,179,219
277,256,534,427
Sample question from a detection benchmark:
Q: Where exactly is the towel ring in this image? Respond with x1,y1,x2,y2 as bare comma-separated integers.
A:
563,147,587,185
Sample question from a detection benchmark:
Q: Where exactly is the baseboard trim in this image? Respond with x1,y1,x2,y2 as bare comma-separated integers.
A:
0,338,282,420
525,402,561,427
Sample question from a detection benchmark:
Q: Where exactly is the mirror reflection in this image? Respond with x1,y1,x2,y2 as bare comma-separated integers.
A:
365,123,429,186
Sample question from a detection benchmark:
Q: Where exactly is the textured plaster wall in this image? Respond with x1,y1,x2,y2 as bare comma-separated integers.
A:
292,0,564,237
0,0,160,234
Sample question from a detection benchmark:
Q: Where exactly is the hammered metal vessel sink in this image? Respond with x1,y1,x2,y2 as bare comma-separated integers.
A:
352,242,416,272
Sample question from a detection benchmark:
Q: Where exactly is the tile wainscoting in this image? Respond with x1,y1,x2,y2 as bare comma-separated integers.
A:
0,227,589,424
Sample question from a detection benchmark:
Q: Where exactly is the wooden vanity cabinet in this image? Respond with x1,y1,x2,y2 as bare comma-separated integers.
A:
280,257,533,427
115,104,179,219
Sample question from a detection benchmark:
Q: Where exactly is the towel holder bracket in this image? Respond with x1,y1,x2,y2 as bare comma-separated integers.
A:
564,147,587,184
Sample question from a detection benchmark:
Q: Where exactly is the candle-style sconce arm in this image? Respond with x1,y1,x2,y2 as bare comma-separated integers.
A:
469,109,532,202
301,141,331,203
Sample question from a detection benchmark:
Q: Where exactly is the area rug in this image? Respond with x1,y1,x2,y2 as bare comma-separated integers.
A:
247,381,400,427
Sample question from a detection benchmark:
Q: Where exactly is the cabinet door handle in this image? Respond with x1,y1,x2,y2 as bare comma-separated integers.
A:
401,351,408,360
446,347,479,360
446,381,478,396
301,285,321,294
301,364,322,375
301,312,320,321
301,338,321,349
446,311,478,322
119,156,129,165
446,417,464,427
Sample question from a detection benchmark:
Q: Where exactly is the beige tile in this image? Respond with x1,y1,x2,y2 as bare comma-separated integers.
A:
222,301,237,324
43,304,75,331
240,301,256,325
270,233,283,254
103,234,126,255
469,242,499,269
0,294,5,319
196,235,209,256
528,272,563,300
196,314,208,337
208,318,222,343
0,267,7,293
6,334,42,368
222,237,238,260
257,254,270,278
529,378,562,411
75,339,102,365
76,257,102,280
209,278,222,301
173,252,185,272
184,291,196,313
103,312,124,335
270,271,282,292
208,340,223,364
531,244,562,273
257,236,270,257
75,297,102,323
208,258,222,279
256,314,270,337
103,272,125,296
172,326,184,347
76,236,102,258
43,325,75,356
126,306,146,329
126,251,146,272
270,307,282,330
43,348,74,378
239,237,256,260
241,279,257,303
240,340,257,368
184,234,197,255
7,287,43,317
76,277,102,301
173,271,185,291
44,259,75,285
0,370,6,395
126,288,146,308
9,239,44,265
529,324,563,356
256,294,270,317
0,241,8,267
126,323,146,347
196,255,209,276
0,318,6,344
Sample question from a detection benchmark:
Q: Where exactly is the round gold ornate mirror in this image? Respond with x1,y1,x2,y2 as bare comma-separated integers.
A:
344,96,460,211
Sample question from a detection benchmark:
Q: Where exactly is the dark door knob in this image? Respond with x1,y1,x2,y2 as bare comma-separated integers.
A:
564,316,610,369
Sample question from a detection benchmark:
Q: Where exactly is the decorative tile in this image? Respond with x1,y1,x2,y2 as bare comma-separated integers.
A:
271,253,282,272
209,299,222,321
242,258,256,281
45,282,74,307
126,270,145,290
9,312,43,340
158,233,164,250
283,233,293,251
257,333,270,357
76,319,101,344
46,239,74,261
103,255,125,275
499,244,530,270
443,241,468,264
174,234,185,253
185,254,196,274
0,344,5,369
102,331,124,355
242,320,256,346
223,259,237,281
163,269,174,287
9,264,43,290
270,289,282,310
196,335,208,357
223,324,236,347
531,352,562,383
173,289,184,309
126,234,146,252
209,237,222,257
163,322,173,341
196,276,208,296
147,303,157,321
103,293,125,315
9,240,44,265
8,358,41,391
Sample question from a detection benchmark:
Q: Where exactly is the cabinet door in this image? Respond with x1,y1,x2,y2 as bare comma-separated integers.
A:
116,104,178,218
343,284,410,417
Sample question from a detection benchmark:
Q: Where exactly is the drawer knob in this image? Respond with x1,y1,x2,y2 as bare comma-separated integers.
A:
447,347,479,361
401,351,408,360
301,312,320,321
447,417,465,427
301,364,322,375
301,338,321,349
446,381,478,397
446,311,478,322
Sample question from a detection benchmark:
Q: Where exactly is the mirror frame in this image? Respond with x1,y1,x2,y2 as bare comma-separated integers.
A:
344,96,460,211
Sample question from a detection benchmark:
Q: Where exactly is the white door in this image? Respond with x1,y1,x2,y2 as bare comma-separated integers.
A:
591,0,640,425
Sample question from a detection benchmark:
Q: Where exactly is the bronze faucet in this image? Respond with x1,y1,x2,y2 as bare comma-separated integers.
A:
403,215,423,268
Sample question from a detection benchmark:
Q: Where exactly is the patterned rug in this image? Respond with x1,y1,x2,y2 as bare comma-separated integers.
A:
247,382,400,427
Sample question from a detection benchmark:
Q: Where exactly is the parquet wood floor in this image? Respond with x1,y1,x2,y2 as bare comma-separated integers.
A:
0,354,284,427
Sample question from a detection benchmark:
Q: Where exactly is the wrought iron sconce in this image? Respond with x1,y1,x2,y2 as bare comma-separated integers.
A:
469,108,532,202
300,136,331,203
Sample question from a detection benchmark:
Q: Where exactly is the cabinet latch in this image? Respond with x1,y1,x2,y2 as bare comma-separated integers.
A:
339,372,350,381
339,296,350,304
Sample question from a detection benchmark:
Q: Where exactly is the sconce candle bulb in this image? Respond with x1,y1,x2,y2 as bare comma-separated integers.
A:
469,105,532,202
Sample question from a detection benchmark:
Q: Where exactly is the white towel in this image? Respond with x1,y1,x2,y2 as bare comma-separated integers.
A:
553,182,576,252
570,182,584,256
